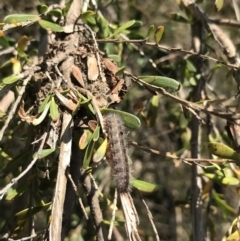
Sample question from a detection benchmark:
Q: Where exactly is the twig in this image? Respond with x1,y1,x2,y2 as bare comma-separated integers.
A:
141,198,160,241
119,34,163,75
84,24,106,82
108,189,118,240
208,18,240,28
0,46,15,55
126,72,240,121
80,168,106,241
78,88,105,133
129,141,228,163
0,132,48,200
7,232,42,240
49,112,73,241
0,74,32,141
66,169,89,220
97,39,240,69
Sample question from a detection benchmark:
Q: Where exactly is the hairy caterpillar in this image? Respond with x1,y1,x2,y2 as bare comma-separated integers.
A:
103,113,132,192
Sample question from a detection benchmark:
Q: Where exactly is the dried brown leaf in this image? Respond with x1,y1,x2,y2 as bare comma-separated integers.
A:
103,58,119,74
72,65,85,87
111,79,124,94
87,54,99,81
55,90,77,111
88,120,98,131
18,102,36,123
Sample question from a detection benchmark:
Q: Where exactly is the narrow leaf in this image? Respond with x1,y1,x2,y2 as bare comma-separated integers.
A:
132,179,158,193
38,95,51,114
33,148,55,159
38,20,63,32
47,9,62,18
83,139,95,168
146,95,159,127
139,76,180,91
2,75,20,84
145,25,155,40
15,202,51,220
93,138,108,163
79,130,93,150
81,11,95,19
37,4,48,14
208,142,240,161
154,26,164,44
101,108,141,129
109,20,135,38
32,101,50,125
50,97,59,121
4,14,39,24
168,12,189,23
215,0,224,11
203,173,239,185
212,192,236,216
92,126,100,142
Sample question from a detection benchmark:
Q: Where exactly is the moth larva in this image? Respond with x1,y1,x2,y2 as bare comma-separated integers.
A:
104,113,132,192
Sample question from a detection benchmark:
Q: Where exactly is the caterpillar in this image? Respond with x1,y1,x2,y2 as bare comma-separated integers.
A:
103,113,132,192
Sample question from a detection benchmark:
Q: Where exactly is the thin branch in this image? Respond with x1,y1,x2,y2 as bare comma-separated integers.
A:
80,168,106,241
208,18,240,28
49,112,73,241
0,75,31,141
141,198,160,241
126,72,240,121
66,169,88,220
108,189,118,240
0,132,48,200
97,39,240,69
129,141,229,163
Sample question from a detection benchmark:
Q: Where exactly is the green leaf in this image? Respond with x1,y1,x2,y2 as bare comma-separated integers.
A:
138,76,180,91
215,0,224,11
83,139,95,169
203,173,239,185
145,25,155,40
78,92,95,114
81,11,95,19
3,150,30,175
92,126,100,142
212,192,236,216
79,130,93,150
47,9,62,18
6,178,32,200
38,95,51,114
93,138,108,163
37,4,48,14
2,75,20,84
15,202,51,220
146,95,159,127
108,55,121,64
38,20,64,32
168,12,189,23
4,14,39,24
50,97,59,121
96,12,111,38
115,66,125,76
108,20,135,38
154,26,164,44
132,179,158,193
33,148,55,159
32,101,50,125
208,142,240,161
101,108,141,129
0,35,10,47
